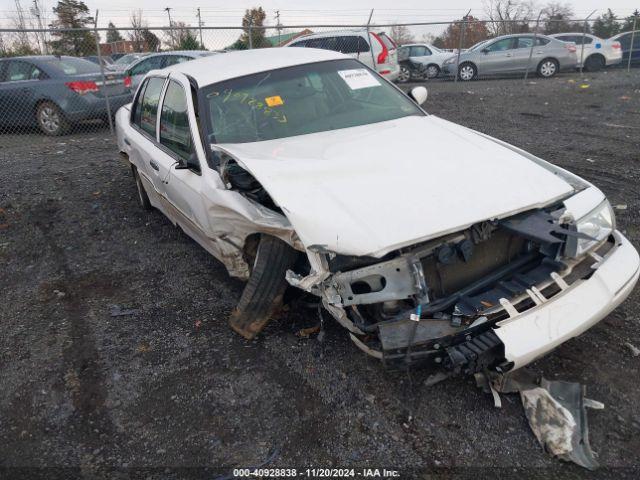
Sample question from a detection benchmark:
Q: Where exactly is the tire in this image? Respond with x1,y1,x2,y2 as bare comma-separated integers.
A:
537,58,559,78
36,101,69,136
458,62,477,81
131,165,152,211
425,64,440,79
229,234,299,339
584,54,605,72
398,65,411,83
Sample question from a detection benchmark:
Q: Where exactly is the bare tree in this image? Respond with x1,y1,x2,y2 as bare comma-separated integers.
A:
129,10,146,52
483,0,535,35
390,24,415,45
541,2,576,34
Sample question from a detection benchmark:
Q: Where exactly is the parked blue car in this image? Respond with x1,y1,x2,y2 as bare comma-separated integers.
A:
610,30,640,66
0,55,132,135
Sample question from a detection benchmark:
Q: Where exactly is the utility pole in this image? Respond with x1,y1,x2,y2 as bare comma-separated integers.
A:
197,7,204,49
275,10,282,46
165,7,174,48
14,0,30,51
31,0,47,54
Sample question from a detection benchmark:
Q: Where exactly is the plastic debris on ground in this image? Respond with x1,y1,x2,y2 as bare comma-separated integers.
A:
475,369,603,470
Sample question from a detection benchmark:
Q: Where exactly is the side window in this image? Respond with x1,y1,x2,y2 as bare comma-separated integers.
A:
159,80,195,163
4,61,41,81
516,37,534,49
138,77,165,136
336,36,366,54
290,40,307,47
536,37,550,46
410,46,427,56
486,38,514,52
0,61,8,82
306,37,337,51
131,56,163,76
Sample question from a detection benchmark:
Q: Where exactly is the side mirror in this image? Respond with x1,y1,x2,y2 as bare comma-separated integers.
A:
481,48,489,54
175,152,200,171
409,86,428,106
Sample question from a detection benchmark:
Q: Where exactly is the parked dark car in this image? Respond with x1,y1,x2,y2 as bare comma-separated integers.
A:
0,55,131,135
609,30,640,66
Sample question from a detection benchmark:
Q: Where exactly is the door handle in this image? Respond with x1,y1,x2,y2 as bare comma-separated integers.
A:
149,160,159,171
506,53,513,57
123,137,131,146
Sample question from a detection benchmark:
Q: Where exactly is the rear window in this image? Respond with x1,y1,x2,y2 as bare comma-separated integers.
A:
42,57,101,75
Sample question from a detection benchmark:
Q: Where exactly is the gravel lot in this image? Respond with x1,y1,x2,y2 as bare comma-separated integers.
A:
1,69,639,478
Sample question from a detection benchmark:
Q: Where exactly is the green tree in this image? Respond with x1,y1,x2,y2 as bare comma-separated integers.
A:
620,10,640,33
178,29,203,50
592,9,621,38
234,7,269,49
106,21,123,43
48,0,97,56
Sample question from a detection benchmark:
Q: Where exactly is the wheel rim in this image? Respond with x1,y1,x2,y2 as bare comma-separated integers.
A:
427,65,438,78
39,106,60,133
399,66,410,82
460,65,474,80
540,61,556,77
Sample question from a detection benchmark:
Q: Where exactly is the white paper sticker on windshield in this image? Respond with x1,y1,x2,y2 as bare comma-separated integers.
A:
337,69,381,90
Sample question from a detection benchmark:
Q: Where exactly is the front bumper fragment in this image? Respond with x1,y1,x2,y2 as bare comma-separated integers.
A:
495,230,639,369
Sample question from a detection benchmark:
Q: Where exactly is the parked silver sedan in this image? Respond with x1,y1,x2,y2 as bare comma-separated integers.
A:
442,34,578,81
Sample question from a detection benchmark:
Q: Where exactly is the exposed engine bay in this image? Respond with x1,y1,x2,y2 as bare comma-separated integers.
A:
286,202,614,376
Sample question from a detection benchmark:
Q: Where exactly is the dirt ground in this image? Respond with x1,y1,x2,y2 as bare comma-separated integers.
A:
1,69,639,478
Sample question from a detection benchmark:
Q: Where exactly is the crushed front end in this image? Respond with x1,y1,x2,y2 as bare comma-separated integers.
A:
287,196,639,378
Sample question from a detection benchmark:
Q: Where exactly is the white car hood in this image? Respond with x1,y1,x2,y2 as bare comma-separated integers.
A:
217,115,574,257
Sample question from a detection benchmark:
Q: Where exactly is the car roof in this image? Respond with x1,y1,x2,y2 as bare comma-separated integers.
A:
162,47,347,87
610,30,640,39
550,32,600,39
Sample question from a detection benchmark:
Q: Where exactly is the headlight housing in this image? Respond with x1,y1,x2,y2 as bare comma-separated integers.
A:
571,200,615,257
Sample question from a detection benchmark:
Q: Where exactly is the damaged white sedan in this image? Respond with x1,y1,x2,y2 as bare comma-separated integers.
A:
116,48,639,377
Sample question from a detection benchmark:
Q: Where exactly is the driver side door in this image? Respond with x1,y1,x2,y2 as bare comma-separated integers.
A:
479,37,517,75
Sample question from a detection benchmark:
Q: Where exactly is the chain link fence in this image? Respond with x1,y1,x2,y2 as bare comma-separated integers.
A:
0,19,638,137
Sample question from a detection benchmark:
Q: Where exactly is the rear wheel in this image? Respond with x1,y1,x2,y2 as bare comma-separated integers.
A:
36,101,69,136
398,65,411,83
229,234,299,339
458,63,477,81
131,165,152,211
537,58,559,78
584,54,605,72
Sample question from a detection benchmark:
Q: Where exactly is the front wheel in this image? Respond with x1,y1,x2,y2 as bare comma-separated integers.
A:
229,235,299,339
425,64,440,79
458,63,477,81
537,58,559,78
36,101,69,136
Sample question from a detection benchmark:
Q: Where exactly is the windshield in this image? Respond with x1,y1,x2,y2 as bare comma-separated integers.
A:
202,59,424,144
468,40,489,51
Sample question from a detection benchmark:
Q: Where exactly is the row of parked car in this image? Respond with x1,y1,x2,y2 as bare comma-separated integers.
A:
1,28,638,135
285,28,639,82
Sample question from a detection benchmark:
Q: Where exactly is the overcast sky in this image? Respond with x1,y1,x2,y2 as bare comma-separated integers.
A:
1,0,638,39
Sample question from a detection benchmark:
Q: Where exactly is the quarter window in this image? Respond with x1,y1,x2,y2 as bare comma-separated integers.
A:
159,80,194,162
138,77,165,136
